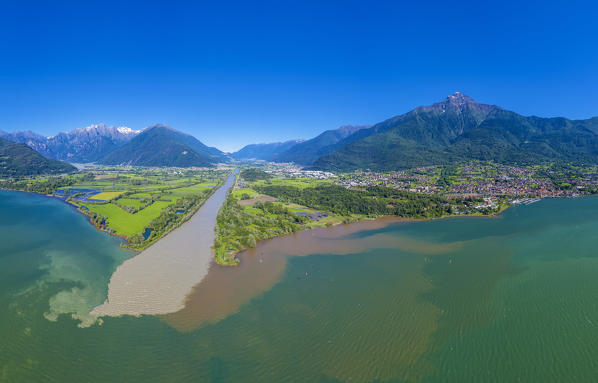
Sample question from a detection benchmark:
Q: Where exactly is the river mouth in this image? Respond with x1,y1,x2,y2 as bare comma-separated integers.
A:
163,216,463,332
5,196,598,382
91,170,238,319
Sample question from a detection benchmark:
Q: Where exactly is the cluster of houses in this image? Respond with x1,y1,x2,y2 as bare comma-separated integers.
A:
264,164,336,179
258,162,598,201
336,169,438,190
448,177,557,197
334,165,598,199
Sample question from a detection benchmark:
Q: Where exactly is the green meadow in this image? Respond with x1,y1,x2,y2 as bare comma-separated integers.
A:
90,191,125,200
117,198,146,209
82,200,173,236
56,167,231,247
250,177,331,189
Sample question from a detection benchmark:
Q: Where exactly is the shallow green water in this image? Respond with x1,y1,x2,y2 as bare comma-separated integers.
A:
2,190,598,382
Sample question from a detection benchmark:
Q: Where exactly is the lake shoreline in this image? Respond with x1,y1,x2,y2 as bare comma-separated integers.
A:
0,187,136,247
1,174,230,252
166,203,511,331
66,177,227,251
225,203,513,265
6,184,598,381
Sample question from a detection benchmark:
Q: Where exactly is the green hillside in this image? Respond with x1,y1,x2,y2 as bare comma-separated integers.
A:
274,125,370,165
0,137,77,177
314,93,598,171
99,125,228,167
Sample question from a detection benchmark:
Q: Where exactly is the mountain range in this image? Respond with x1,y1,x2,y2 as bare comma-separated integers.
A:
313,93,598,170
1,124,228,168
98,125,227,167
0,124,140,163
0,137,76,176
4,93,598,172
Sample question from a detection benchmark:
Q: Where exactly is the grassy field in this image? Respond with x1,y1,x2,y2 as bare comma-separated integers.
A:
82,201,172,236
231,188,261,199
128,192,156,198
117,198,145,209
250,177,331,189
170,183,215,196
56,167,231,248
90,191,124,200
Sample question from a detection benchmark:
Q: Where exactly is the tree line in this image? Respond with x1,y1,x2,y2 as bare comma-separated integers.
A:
254,184,456,218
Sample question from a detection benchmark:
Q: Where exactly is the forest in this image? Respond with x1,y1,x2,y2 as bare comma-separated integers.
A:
253,184,456,218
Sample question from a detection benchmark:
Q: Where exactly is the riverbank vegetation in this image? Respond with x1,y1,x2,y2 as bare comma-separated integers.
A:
212,168,502,265
214,196,309,265
254,184,454,217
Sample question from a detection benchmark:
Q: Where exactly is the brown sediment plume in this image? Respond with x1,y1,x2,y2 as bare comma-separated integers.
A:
90,171,237,318
163,216,463,332
162,247,289,331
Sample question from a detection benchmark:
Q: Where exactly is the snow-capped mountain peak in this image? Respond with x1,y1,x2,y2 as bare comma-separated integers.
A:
0,123,142,163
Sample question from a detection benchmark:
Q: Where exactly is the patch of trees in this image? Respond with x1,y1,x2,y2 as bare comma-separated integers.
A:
88,212,106,229
240,168,272,182
1,173,96,195
214,198,307,265
254,184,455,218
2,176,74,194
437,166,455,188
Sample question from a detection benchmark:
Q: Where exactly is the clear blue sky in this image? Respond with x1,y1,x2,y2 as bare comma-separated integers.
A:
1,0,597,152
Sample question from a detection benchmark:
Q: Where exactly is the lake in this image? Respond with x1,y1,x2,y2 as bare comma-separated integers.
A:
2,190,598,382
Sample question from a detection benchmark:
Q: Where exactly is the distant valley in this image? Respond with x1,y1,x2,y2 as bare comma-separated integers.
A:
271,125,371,165
229,125,371,164
230,140,304,161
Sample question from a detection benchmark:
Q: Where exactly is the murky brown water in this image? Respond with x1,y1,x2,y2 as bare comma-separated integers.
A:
163,217,463,332
91,170,237,318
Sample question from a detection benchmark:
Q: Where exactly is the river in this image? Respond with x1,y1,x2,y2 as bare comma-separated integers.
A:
91,169,238,318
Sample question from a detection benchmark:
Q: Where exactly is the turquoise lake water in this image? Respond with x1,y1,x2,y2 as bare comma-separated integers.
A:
2,190,598,382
